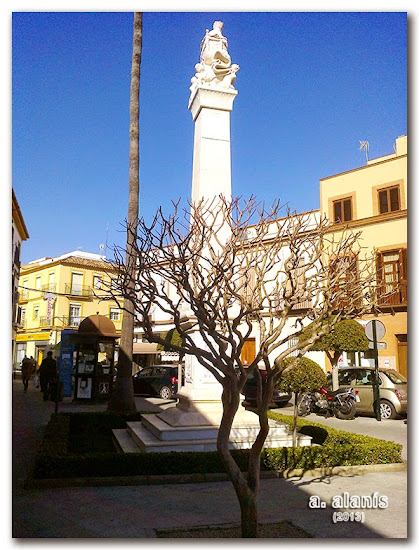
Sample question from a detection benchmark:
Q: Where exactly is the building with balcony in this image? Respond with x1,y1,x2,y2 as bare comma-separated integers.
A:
132,136,407,378
12,189,29,367
319,135,407,376
15,250,122,369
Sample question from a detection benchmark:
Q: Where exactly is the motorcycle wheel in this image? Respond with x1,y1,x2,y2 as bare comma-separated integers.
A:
297,395,311,417
334,399,356,420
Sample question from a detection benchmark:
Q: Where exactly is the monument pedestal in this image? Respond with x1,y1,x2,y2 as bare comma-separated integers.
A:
113,406,312,454
114,315,311,453
114,316,312,452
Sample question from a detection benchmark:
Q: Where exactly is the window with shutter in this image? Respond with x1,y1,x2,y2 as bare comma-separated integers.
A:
400,248,407,303
378,186,400,214
69,303,81,326
290,257,310,308
71,272,83,295
329,254,359,309
376,248,407,305
239,265,257,303
333,197,353,223
110,307,120,321
48,272,55,292
93,275,102,290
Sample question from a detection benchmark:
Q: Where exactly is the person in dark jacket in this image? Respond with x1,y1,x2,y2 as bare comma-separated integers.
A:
39,351,57,401
21,356,34,392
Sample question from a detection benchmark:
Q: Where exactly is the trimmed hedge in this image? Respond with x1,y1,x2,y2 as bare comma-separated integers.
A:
33,411,403,480
38,411,142,456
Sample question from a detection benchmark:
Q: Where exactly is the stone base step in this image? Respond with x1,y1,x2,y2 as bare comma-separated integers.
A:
140,415,219,441
113,428,142,453
140,414,289,442
112,422,311,454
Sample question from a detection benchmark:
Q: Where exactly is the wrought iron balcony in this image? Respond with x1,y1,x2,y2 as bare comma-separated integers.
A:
19,290,29,302
41,283,57,293
377,281,407,307
64,284,93,297
274,296,313,313
35,315,84,329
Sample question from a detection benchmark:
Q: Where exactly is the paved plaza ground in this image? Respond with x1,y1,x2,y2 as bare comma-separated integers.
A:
276,399,408,460
11,380,408,539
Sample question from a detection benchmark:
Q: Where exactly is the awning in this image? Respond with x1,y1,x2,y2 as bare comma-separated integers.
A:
161,351,180,362
132,342,159,355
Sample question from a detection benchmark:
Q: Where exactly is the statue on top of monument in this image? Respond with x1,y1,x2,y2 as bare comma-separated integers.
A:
189,21,239,96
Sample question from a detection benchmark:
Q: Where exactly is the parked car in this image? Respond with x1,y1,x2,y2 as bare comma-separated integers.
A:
335,366,407,419
132,364,180,399
241,369,291,408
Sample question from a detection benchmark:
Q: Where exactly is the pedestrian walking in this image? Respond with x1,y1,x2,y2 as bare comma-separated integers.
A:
29,356,39,388
39,351,57,401
21,356,34,392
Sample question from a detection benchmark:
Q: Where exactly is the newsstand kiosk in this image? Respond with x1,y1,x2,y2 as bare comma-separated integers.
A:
73,314,118,402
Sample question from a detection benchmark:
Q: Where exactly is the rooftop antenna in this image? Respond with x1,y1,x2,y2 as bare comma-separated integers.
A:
359,140,369,164
105,221,109,258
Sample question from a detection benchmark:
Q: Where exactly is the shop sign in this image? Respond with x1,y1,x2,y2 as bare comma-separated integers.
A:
16,333,51,342
44,293,56,325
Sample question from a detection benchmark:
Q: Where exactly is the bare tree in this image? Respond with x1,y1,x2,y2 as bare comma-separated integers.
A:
109,196,384,537
108,12,142,413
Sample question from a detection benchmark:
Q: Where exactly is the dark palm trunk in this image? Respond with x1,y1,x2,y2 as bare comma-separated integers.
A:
108,12,142,413
292,391,299,446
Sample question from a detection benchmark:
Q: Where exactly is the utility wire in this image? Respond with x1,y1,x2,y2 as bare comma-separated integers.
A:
17,285,122,300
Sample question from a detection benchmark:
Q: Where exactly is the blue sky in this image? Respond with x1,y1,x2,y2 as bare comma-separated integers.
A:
11,10,407,264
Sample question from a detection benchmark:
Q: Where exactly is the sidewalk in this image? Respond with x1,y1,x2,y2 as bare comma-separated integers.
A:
12,380,407,538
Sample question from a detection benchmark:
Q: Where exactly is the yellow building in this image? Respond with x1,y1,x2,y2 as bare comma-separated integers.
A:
12,189,29,367
320,135,407,376
15,251,122,368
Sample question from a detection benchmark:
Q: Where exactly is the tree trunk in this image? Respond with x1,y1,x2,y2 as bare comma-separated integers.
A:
216,379,271,538
108,12,142,413
240,491,259,538
329,351,340,391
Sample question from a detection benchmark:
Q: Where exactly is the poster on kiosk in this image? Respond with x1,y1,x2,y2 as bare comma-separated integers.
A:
58,329,76,397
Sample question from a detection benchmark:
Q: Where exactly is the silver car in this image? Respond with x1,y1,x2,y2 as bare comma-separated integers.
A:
336,367,407,419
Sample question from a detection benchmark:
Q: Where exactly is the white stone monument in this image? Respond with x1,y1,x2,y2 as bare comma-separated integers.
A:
172,20,240,417
188,21,239,205
113,22,311,452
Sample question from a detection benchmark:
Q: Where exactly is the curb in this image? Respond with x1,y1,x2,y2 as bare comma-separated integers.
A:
24,461,406,490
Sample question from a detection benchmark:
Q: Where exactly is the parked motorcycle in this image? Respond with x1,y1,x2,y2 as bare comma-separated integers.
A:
297,386,357,420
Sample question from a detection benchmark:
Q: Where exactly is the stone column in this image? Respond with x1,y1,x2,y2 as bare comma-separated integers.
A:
188,86,237,205
160,21,240,423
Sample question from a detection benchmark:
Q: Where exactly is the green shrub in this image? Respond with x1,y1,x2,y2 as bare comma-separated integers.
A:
32,411,403,480
277,357,327,394
156,328,183,351
38,413,71,456
299,319,369,353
